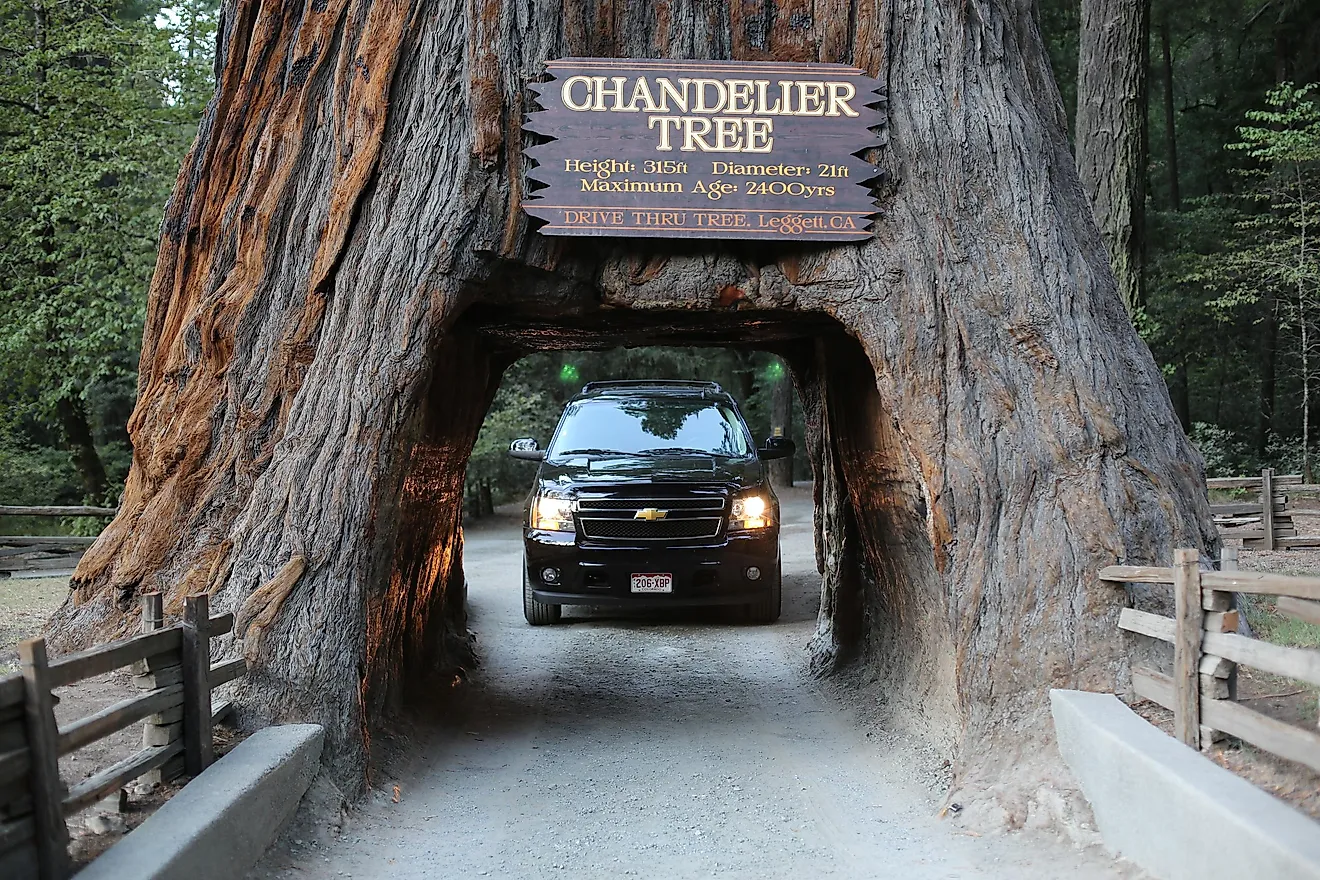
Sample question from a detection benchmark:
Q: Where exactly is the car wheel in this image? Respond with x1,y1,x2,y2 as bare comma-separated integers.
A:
747,561,781,624
523,566,562,625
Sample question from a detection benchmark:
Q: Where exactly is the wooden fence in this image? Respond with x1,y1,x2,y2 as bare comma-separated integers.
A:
0,506,114,578
1207,469,1320,550
0,594,246,879
1101,549,1320,774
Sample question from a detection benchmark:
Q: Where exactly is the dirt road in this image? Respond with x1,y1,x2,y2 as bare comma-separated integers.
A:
254,489,1135,879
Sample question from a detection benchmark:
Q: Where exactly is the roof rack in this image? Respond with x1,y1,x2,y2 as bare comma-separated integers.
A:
579,380,724,395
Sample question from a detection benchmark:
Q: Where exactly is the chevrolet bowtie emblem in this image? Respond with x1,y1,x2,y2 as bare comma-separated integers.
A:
634,508,668,521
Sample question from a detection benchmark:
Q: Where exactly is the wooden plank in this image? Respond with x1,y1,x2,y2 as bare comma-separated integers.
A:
1098,565,1175,585
1205,610,1239,633
1173,548,1202,748
133,666,182,689
0,536,97,547
56,685,183,756
1242,527,1298,544
1202,570,1320,601
1206,474,1302,489
1277,596,1320,627
0,747,28,789
46,628,181,688
1274,536,1320,549
1118,607,1174,642
18,640,69,878
1262,469,1276,550
207,658,246,689
1202,631,1320,688
61,742,182,816
1202,697,1320,775
0,554,85,573
1132,667,1320,773
182,596,213,776
1132,665,1174,708
0,815,35,854
0,675,21,710
143,722,182,748
0,506,115,517
1201,674,1230,700
208,613,234,638
212,700,234,724
1210,498,1286,515
1200,654,1234,678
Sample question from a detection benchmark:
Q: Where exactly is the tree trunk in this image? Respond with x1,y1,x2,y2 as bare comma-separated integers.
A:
49,0,1215,830
55,396,107,502
1258,298,1278,457
1076,0,1150,315
1159,14,1180,212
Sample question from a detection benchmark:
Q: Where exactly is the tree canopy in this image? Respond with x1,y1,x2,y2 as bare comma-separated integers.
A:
3,0,1320,515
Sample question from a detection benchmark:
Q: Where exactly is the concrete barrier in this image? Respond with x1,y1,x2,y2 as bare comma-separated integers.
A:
1051,689,1320,880
78,724,323,880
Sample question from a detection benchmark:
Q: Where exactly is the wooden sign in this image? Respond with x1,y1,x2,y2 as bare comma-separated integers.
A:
523,58,885,242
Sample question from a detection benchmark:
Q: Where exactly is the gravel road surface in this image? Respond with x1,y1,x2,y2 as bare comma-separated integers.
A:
253,489,1136,879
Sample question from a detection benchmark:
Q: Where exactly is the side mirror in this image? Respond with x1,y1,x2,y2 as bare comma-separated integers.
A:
759,437,795,461
508,438,544,461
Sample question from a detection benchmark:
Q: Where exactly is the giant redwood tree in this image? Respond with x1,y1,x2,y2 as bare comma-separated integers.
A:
48,0,1216,830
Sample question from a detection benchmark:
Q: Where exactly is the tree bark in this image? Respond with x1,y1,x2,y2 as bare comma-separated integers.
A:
48,0,1215,830
1076,0,1150,314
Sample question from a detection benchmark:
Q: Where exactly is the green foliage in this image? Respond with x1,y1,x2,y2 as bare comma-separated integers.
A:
464,348,804,514
0,0,216,501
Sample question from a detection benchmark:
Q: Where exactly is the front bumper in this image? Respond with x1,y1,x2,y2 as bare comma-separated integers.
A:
523,528,778,607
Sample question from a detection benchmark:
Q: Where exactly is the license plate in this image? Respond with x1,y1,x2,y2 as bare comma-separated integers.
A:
631,573,673,593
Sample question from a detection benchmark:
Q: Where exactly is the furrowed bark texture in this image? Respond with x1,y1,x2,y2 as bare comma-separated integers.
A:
48,0,1216,828
1075,0,1149,315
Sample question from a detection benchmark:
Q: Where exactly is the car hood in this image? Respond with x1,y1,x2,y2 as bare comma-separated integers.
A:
538,454,763,488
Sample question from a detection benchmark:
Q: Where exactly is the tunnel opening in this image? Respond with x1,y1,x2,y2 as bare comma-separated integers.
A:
375,301,958,762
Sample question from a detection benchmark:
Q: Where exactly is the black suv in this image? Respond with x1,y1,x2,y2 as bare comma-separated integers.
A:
508,380,793,625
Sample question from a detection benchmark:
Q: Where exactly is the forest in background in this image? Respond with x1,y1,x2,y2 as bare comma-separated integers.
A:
1,0,1318,517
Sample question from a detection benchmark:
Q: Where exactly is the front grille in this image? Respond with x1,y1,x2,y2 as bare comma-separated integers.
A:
577,490,726,543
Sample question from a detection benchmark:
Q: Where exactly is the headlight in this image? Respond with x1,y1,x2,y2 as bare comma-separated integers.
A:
532,494,575,532
729,493,771,531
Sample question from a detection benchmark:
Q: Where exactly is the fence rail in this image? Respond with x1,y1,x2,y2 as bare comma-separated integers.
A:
0,594,245,879
1101,548,1320,776
1207,469,1320,550
0,505,115,578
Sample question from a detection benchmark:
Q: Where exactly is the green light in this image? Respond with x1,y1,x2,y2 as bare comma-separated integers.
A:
763,361,785,382
559,363,580,383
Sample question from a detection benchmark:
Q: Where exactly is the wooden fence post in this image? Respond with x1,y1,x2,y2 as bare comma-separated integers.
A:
181,595,213,776
134,592,186,785
140,593,162,635
1197,547,1240,749
18,639,69,879
1173,548,1203,749
1261,468,1276,551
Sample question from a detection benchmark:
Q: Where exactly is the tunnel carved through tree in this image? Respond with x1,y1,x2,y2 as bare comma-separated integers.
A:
44,0,1217,830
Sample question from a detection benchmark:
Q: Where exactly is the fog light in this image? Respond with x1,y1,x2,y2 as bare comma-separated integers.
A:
541,567,560,584
745,566,761,581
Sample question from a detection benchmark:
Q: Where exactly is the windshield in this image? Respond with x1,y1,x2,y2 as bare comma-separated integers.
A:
547,397,754,460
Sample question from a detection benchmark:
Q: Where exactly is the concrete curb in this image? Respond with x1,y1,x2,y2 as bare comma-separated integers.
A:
78,724,324,880
1051,689,1320,880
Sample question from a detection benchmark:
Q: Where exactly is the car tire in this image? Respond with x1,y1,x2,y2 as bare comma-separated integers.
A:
523,566,562,625
747,562,782,624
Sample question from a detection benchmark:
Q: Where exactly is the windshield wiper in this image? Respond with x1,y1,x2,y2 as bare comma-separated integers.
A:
645,447,722,456
554,448,627,457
